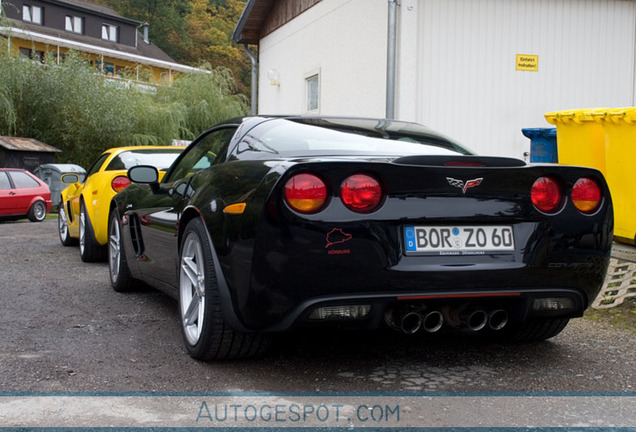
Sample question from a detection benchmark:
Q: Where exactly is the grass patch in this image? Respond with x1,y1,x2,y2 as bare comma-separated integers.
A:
584,297,636,331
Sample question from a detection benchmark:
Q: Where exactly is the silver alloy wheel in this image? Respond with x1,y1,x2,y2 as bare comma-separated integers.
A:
59,206,68,238
79,204,86,256
179,231,206,346
32,201,46,221
108,215,120,284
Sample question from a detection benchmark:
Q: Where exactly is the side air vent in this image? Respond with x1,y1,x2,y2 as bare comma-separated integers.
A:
128,214,144,257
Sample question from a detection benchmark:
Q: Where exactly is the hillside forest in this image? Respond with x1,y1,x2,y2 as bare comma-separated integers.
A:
96,0,251,93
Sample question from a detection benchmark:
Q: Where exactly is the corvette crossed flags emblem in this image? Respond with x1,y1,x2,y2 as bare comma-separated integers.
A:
446,177,483,194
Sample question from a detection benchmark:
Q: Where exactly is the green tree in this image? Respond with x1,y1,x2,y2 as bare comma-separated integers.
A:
186,0,250,93
156,65,248,139
0,50,247,168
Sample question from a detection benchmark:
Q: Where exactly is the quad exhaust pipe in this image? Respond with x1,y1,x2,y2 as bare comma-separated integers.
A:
488,309,509,331
462,308,489,332
387,305,508,334
387,309,444,334
396,310,422,334
421,310,444,333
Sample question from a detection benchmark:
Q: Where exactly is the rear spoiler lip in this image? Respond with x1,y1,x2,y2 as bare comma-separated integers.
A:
391,155,527,167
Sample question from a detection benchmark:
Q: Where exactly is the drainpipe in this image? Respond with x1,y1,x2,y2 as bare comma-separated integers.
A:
242,44,258,115
386,0,398,119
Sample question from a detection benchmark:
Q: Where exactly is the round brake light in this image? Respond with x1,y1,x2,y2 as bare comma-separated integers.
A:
571,177,601,214
112,175,131,193
284,173,327,214
341,174,383,213
531,177,562,213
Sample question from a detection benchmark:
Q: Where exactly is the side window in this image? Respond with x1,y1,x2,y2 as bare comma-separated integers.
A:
305,72,320,113
164,127,237,183
84,153,111,179
0,172,11,190
9,171,40,188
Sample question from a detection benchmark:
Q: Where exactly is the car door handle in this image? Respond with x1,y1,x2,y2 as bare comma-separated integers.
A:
9,191,16,195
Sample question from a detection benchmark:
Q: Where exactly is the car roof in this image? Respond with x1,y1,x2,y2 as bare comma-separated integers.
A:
226,115,462,145
0,168,32,173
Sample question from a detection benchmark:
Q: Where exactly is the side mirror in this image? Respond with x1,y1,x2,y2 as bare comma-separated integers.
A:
128,165,159,184
61,173,80,184
128,165,160,193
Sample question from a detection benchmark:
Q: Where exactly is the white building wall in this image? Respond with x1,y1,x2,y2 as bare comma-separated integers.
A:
409,0,636,157
258,0,387,117
257,0,636,158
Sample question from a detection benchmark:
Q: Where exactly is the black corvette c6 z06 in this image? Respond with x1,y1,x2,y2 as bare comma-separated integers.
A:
108,116,613,360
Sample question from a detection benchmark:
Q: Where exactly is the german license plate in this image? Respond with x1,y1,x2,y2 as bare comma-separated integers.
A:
404,225,515,254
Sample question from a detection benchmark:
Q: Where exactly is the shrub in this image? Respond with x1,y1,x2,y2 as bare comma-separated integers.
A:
0,50,248,168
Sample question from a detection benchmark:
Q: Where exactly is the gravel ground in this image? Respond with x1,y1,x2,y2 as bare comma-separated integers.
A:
1,219,634,393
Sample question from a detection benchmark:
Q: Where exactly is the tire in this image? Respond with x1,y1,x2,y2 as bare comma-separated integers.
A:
179,218,269,360
108,208,136,292
58,203,78,246
79,201,107,262
500,318,570,343
27,200,47,222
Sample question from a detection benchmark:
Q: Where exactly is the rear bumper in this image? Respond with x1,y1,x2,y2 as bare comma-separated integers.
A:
225,219,610,331
260,287,588,332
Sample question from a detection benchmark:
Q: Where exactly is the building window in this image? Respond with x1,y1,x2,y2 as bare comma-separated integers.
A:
19,47,45,63
23,5,43,24
102,24,118,42
65,16,83,34
95,60,115,76
306,73,320,112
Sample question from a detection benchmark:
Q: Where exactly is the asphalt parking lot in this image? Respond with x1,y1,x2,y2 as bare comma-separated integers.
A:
1,219,635,393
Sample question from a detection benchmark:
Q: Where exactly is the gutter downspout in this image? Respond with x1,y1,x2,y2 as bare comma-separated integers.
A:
386,0,398,119
243,44,258,116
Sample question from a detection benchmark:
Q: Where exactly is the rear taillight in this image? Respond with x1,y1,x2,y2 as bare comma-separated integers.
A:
531,176,562,213
571,177,601,214
341,174,383,213
112,175,131,193
284,173,328,214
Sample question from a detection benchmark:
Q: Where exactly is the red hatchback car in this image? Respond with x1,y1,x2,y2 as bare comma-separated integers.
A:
0,168,52,222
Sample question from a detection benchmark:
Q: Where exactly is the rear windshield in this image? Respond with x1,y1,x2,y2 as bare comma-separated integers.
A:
237,118,474,158
105,148,183,171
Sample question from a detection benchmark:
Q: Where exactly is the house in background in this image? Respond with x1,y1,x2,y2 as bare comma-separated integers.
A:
0,136,60,172
234,0,636,158
0,0,200,84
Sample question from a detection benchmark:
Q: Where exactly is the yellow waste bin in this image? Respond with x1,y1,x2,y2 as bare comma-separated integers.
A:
544,108,608,175
600,108,636,244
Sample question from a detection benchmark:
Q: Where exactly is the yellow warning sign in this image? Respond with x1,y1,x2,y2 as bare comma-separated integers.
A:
516,54,539,72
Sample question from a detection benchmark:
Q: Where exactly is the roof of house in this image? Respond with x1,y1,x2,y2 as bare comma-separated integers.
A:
233,0,277,44
233,0,321,44
55,0,125,19
0,137,61,153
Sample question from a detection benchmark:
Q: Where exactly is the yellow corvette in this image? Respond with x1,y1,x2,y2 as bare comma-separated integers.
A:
58,146,185,262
